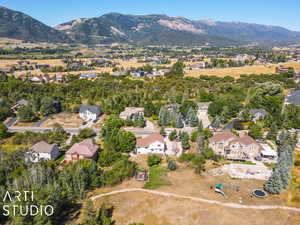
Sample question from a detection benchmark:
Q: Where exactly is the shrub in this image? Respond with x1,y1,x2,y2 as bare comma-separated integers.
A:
147,154,162,167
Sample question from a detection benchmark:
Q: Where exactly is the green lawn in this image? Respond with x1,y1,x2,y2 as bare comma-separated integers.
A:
143,165,171,189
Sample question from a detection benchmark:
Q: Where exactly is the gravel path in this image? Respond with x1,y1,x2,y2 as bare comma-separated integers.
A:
91,188,300,213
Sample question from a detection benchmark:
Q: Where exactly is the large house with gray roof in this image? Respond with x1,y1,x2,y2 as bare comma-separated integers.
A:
29,141,61,163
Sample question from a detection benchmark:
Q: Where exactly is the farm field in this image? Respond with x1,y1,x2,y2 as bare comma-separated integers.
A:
89,167,300,225
186,61,300,78
41,113,83,128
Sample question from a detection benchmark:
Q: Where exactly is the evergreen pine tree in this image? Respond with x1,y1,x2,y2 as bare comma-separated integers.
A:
211,116,221,129
264,167,284,194
175,114,184,128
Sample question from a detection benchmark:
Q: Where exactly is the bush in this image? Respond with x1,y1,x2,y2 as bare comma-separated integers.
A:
167,158,177,171
147,154,162,167
178,153,196,162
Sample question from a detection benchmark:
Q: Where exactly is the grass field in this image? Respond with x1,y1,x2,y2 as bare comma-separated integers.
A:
90,167,300,225
144,165,171,189
186,61,300,78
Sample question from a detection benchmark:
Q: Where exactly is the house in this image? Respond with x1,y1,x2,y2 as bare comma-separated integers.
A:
35,64,50,70
250,109,268,121
276,66,289,73
286,90,300,106
189,62,206,70
79,73,98,79
153,69,171,76
65,139,98,162
79,106,101,122
111,70,127,76
209,130,261,161
119,107,144,120
11,99,29,113
135,134,166,155
29,141,61,163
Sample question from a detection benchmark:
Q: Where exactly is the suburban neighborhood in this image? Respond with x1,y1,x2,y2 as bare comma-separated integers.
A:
0,1,300,225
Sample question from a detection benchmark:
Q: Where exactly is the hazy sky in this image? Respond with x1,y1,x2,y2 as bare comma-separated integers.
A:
1,0,299,30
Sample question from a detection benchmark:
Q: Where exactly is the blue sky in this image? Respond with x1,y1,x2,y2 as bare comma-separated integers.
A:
1,0,300,30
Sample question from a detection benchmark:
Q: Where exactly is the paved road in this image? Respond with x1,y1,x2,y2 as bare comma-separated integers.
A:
91,188,300,213
8,126,100,135
123,127,158,137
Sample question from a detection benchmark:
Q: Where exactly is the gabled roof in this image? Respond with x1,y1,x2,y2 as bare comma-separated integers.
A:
30,141,57,153
137,134,164,148
209,130,236,143
229,135,259,146
66,139,98,158
79,105,100,115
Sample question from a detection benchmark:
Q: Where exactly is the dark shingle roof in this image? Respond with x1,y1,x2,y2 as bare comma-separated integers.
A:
287,90,300,106
79,105,100,115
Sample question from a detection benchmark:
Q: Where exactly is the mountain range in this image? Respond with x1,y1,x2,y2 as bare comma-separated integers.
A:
1,6,300,46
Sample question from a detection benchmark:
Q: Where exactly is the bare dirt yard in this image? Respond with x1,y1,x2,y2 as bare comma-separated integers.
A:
186,61,300,78
88,167,300,225
41,113,83,128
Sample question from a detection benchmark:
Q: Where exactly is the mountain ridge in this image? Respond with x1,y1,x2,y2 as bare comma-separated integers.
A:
0,6,72,43
1,6,300,46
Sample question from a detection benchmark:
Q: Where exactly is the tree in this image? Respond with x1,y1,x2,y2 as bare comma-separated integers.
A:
197,121,204,134
211,116,221,129
147,154,161,167
117,131,136,153
186,107,199,127
264,167,284,194
160,127,166,137
175,114,184,128
168,130,177,141
180,132,190,150
40,96,56,116
83,200,97,225
196,135,204,153
158,106,169,126
17,105,37,122
266,122,278,140
167,158,177,171
249,124,262,139
0,122,8,140
78,128,96,139
240,108,252,121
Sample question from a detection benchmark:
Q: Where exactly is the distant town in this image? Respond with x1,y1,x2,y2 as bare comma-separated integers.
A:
0,4,300,225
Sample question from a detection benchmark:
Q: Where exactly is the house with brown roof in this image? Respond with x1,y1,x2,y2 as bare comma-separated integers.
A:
65,139,98,162
209,130,261,161
29,141,61,163
135,134,166,155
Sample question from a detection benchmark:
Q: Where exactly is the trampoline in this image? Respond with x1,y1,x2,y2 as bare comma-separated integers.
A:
252,189,268,198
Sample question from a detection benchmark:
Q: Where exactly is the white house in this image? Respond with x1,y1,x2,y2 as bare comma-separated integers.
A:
29,141,61,163
79,106,101,122
135,134,166,155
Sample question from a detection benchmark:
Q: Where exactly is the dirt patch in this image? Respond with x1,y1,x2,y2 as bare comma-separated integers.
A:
14,122,36,127
94,191,300,225
41,113,83,128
